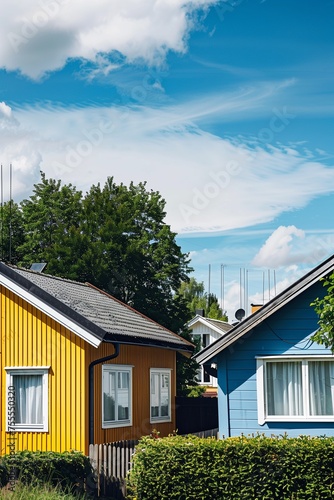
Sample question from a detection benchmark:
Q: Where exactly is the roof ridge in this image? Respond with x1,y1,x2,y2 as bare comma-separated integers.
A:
7,265,89,287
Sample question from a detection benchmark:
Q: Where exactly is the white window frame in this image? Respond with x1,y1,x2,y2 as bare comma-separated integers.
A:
257,355,334,425
5,366,50,432
102,364,133,429
150,368,171,423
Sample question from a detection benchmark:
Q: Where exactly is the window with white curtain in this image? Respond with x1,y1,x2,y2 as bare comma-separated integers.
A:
102,365,132,428
5,367,49,432
256,357,334,424
150,369,171,423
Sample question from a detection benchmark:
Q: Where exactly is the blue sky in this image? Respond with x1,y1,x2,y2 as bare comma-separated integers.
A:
1,0,334,320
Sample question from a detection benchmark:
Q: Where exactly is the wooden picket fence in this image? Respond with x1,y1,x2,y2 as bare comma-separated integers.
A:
89,439,138,498
88,429,218,497
192,427,218,438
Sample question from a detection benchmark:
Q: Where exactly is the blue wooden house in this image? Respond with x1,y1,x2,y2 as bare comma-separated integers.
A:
195,254,334,438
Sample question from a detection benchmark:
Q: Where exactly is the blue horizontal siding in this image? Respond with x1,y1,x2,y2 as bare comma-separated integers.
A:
229,399,258,411
229,386,256,401
217,280,334,438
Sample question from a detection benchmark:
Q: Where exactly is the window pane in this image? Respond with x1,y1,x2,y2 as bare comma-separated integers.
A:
195,367,202,383
203,334,210,348
14,375,43,425
151,372,170,419
160,374,169,417
117,372,129,420
203,369,210,383
151,373,159,418
309,361,334,416
103,368,131,425
266,362,303,416
103,372,116,422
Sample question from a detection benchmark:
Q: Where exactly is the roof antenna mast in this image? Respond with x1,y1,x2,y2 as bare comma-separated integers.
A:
9,163,12,264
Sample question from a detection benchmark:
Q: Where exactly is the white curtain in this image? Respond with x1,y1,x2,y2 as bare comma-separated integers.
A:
266,362,303,416
14,375,42,425
160,374,169,417
103,371,116,422
151,373,159,418
309,361,334,416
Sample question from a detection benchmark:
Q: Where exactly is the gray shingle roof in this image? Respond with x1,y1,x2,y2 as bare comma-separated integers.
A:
200,318,233,333
0,263,193,352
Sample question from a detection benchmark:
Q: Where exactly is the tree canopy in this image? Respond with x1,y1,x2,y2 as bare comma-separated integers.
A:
1,172,202,394
4,173,192,331
311,273,334,350
178,277,228,321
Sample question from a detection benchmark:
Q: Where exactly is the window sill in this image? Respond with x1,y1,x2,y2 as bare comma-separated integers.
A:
102,421,132,429
6,427,48,433
263,416,334,423
150,417,171,424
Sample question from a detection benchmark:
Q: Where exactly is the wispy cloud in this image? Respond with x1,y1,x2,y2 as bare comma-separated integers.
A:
1,84,333,235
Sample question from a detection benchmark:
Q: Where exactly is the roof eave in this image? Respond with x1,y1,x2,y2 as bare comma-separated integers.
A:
103,332,194,354
195,253,334,365
0,263,105,348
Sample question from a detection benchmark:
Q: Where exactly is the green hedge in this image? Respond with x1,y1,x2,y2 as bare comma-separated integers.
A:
1,450,94,493
127,434,334,500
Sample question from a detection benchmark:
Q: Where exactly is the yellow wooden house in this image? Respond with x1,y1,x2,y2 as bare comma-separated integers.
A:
0,262,193,455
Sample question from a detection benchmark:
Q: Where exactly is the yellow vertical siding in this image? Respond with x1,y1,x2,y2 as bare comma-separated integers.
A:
1,284,179,456
0,286,87,455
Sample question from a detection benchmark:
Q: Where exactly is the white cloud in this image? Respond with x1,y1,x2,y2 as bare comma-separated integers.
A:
3,89,334,235
252,226,334,269
0,0,216,79
252,226,305,268
0,101,12,119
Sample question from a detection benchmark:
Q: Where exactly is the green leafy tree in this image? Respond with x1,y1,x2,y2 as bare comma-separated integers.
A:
311,273,334,350
13,173,199,394
179,277,228,321
16,173,193,329
17,172,82,270
75,178,192,330
0,200,25,264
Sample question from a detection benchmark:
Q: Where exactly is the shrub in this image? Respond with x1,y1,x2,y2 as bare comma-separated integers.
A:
1,450,94,494
185,385,207,397
0,463,8,489
127,434,334,500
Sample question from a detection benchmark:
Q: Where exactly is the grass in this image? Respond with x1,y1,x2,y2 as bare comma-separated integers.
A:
0,481,89,499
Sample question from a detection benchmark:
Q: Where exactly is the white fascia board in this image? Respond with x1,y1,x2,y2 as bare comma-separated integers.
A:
0,274,101,348
188,316,230,336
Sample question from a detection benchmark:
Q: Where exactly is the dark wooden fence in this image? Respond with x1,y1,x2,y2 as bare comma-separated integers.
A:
175,396,218,435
